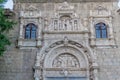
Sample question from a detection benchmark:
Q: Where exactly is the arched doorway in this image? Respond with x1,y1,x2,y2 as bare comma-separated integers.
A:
44,46,88,80
34,40,98,80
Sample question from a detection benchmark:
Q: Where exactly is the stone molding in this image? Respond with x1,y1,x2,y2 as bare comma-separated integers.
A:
13,0,117,3
89,5,115,47
34,40,99,80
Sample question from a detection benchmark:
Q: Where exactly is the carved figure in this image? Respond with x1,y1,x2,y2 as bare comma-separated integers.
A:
53,53,79,68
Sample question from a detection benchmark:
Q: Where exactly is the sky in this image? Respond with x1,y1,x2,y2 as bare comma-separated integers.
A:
118,0,120,8
4,0,13,10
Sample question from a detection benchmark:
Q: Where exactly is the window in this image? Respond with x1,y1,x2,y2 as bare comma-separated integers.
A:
25,23,37,39
95,22,107,38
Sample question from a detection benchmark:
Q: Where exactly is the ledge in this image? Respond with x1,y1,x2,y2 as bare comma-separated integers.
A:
43,30,89,34
13,0,117,3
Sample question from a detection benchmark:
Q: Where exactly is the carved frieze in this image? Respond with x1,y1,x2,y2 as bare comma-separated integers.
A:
90,5,111,17
20,11,41,18
20,4,41,18
53,53,80,68
58,1,74,11
52,17,79,31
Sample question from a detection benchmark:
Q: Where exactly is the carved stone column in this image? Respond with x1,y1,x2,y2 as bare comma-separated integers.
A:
18,17,24,47
90,17,94,38
92,63,99,80
34,53,42,80
37,17,42,47
84,33,89,46
89,17,95,46
34,69,41,80
19,17,24,39
108,16,114,39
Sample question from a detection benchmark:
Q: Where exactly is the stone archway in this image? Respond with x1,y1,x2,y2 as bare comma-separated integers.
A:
34,40,98,80
44,45,88,80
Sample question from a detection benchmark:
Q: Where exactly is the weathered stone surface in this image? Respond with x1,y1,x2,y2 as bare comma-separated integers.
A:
0,1,120,80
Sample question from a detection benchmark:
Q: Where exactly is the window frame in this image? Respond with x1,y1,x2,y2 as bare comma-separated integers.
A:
95,22,108,38
24,23,37,39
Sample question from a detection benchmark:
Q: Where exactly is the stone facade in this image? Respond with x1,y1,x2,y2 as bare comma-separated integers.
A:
0,0,120,80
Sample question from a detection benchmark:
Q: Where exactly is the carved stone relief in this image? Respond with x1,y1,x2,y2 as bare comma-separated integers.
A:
51,17,79,31
20,11,41,18
53,53,80,68
90,4,111,17
18,4,42,48
26,5,38,11
58,1,74,10
44,2,86,32
89,3,116,48
34,39,98,80
20,4,41,18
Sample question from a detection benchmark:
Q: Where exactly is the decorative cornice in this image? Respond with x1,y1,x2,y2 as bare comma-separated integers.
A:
13,0,117,3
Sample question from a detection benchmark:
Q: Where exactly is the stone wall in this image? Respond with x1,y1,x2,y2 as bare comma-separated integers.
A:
0,1,120,80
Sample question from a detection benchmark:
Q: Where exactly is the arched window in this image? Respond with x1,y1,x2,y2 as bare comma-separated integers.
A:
95,22,107,38
25,23,37,39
